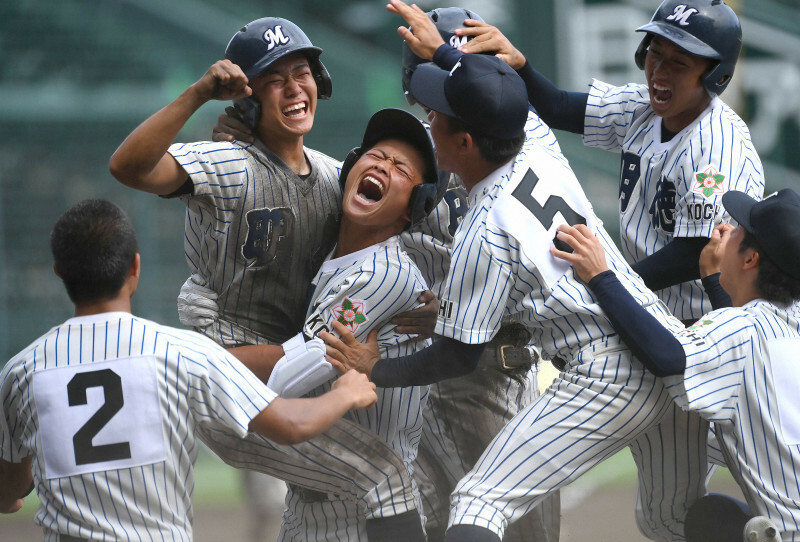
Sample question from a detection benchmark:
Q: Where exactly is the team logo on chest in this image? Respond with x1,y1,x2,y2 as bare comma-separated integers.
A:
334,298,368,332
241,207,295,268
262,25,290,50
649,175,676,233
692,166,726,198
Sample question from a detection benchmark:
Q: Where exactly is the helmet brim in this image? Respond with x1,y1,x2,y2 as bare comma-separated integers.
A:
636,21,721,59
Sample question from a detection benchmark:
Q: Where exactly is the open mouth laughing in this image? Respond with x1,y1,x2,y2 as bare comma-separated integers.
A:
356,175,385,204
282,102,308,118
652,82,672,104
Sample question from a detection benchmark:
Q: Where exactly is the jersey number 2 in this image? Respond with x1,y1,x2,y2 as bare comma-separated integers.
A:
68,369,132,466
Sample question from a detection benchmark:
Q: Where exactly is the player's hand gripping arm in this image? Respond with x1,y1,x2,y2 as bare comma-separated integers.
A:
551,224,686,376
321,321,485,387
248,369,377,445
391,290,439,341
0,455,33,514
109,59,252,195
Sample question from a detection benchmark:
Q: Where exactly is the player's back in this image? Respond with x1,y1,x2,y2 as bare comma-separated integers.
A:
0,312,273,540
440,115,684,362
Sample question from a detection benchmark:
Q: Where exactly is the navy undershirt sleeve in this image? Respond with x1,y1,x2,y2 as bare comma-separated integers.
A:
631,237,709,291
701,273,732,311
516,61,587,134
587,270,686,376
371,337,485,388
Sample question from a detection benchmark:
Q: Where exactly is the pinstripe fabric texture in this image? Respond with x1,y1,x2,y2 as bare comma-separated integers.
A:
442,116,708,539
400,112,562,542
583,80,765,321
274,237,429,540
168,139,342,345
1,312,275,541
664,301,800,540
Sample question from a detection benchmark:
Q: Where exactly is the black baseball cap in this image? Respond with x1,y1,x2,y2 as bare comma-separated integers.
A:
409,54,528,140
722,189,800,280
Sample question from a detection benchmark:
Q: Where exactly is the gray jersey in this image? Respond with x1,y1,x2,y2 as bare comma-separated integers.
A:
0,312,274,541
168,139,342,345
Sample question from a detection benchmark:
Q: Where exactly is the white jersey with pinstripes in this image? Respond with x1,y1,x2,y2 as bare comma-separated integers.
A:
277,237,429,540
583,80,765,321
444,117,700,539
664,301,800,540
168,139,342,345
0,312,275,542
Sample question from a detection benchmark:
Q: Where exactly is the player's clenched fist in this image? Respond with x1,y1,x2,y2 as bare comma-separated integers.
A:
191,59,252,102
333,369,378,410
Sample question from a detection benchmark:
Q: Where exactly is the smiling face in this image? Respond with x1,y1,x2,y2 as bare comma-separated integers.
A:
644,36,713,134
249,52,318,144
342,138,426,237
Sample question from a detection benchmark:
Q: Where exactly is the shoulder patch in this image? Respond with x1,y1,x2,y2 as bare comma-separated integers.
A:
334,298,368,333
692,166,726,198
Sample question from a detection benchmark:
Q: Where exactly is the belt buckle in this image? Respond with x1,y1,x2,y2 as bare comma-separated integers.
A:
499,344,517,371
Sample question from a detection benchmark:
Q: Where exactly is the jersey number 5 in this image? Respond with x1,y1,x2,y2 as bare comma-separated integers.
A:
512,168,586,252
68,369,132,466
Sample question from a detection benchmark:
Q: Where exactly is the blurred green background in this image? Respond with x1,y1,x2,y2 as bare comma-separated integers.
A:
1,0,798,362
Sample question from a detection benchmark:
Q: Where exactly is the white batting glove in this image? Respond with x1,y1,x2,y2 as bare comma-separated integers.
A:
177,274,220,328
267,333,336,398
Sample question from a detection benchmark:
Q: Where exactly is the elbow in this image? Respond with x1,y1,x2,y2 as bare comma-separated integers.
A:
108,152,140,189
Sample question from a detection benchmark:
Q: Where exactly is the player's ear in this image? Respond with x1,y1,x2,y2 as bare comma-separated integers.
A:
52,263,61,279
742,249,759,271
130,253,141,279
459,131,475,155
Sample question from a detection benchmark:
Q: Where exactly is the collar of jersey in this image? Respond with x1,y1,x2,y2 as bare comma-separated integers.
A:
64,311,135,326
469,160,514,207
651,97,719,153
320,235,402,272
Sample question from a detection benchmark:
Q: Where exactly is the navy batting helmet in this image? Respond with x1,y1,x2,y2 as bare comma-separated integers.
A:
402,7,485,106
634,0,742,97
339,109,448,228
225,17,332,100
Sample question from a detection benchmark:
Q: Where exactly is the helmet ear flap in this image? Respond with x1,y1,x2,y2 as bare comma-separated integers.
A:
339,147,363,190
407,183,439,228
635,34,652,70
311,58,332,100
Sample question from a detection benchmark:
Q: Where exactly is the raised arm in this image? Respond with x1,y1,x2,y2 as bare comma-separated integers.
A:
109,59,252,195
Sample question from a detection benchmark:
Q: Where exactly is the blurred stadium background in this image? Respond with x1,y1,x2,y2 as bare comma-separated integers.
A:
0,0,796,539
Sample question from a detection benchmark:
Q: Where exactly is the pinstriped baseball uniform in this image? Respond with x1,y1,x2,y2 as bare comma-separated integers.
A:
400,112,561,542
0,312,275,541
276,236,430,540
443,121,700,539
583,80,765,322
583,80,765,541
663,301,800,540
168,139,342,346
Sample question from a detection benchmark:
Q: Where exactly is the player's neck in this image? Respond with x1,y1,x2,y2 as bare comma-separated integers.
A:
334,219,401,258
459,157,512,193
262,136,310,176
73,296,132,317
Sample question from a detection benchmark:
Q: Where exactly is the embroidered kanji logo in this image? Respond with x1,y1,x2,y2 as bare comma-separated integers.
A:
334,298,367,332
693,166,726,198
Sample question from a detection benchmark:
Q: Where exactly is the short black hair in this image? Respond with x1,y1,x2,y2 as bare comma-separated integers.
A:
50,199,139,304
740,229,800,306
446,115,525,165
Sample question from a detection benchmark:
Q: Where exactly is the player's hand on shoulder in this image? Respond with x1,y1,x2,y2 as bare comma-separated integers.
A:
699,223,734,278
387,0,445,61
550,224,609,283
456,20,527,71
320,321,381,380
192,59,251,103
391,290,438,341
333,369,378,410
212,106,255,143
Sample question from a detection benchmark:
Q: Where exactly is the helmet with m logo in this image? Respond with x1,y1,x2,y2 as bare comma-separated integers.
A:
225,17,332,100
634,0,742,97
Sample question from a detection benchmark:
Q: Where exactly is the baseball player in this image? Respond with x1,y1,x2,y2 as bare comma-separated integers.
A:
321,4,714,540
456,1,765,537
551,188,800,541
0,199,388,541
108,17,433,539
396,7,560,542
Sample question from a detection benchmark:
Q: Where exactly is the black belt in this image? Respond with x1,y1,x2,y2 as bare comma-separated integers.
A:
288,483,329,503
483,322,538,381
